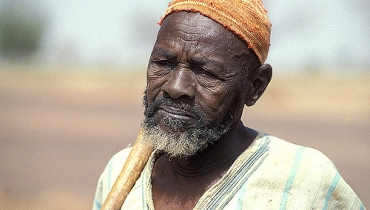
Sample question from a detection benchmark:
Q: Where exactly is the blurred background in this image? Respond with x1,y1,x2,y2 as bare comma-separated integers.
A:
0,0,369,209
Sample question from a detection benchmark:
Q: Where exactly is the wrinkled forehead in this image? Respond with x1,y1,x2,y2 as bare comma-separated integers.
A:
157,11,249,53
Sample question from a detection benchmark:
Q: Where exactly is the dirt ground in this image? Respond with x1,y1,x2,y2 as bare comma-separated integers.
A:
0,64,369,209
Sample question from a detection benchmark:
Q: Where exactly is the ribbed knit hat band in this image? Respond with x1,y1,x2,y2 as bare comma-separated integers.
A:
159,0,271,64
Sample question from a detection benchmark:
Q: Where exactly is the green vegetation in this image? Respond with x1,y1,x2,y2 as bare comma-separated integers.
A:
0,1,46,60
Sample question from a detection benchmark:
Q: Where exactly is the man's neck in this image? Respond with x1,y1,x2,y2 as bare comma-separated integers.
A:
150,121,257,209
158,121,256,178
172,122,256,177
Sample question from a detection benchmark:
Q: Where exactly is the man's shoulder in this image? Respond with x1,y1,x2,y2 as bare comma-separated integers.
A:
237,132,364,209
260,133,334,171
266,134,330,159
98,147,133,186
107,147,133,171
112,147,133,161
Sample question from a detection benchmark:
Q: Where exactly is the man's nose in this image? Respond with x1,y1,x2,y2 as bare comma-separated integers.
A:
162,67,196,100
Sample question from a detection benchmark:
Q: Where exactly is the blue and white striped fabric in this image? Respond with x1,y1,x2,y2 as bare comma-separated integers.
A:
93,131,365,210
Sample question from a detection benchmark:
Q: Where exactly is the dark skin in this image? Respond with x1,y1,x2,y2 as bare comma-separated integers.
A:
146,11,272,209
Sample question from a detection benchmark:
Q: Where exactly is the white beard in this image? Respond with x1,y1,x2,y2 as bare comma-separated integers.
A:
141,124,213,158
141,96,240,158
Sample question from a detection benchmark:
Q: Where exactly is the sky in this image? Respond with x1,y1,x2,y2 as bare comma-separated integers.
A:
2,0,370,72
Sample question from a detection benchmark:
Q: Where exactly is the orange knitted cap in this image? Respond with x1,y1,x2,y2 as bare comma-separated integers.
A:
158,0,271,64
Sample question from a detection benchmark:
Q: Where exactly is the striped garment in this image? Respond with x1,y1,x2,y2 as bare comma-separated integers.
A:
93,131,365,210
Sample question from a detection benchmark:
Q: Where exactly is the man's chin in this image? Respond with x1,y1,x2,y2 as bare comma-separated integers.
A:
141,109,234,158
141,124,211,158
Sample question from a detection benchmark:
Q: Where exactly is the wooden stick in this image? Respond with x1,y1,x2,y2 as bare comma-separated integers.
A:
101,131,153,210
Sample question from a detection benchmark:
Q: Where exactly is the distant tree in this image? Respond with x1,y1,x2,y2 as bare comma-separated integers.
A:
0,1,46,60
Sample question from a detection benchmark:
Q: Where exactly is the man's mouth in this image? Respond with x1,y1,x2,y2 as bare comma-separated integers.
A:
158,105,197,121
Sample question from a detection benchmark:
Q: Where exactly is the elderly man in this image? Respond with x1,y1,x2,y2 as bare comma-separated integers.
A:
93,0,364,209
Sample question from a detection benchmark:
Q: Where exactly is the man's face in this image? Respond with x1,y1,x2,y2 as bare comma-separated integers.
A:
142,11,257,158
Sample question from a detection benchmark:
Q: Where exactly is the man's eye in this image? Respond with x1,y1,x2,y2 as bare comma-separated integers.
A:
155,59,175,67
194,66,218,79
197,68,209,76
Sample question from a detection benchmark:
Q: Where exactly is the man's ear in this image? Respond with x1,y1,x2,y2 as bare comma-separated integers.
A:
245,64,272,106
